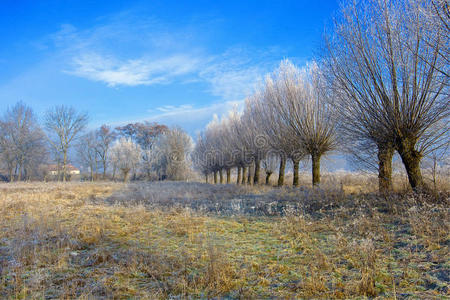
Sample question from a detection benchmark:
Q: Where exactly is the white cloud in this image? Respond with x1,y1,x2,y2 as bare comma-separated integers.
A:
68,53,202,86
154,104,194,113
48,16,282,100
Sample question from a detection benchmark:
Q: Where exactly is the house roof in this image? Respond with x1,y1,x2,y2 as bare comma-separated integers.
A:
47,164,80,171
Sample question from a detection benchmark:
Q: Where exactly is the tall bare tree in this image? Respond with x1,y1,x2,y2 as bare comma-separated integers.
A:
255,89,296,187
44,105,88,182
243,94,274,185
266,60,336,186
0,102,47,181
322,0,449,190
95,125,116,179
192,132,211,183
77,131,98,181
227,110,255,185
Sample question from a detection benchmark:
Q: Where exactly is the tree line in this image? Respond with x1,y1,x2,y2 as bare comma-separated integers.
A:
0,103,193,182
192,0,449,193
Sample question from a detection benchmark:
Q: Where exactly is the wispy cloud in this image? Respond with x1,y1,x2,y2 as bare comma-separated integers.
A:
68,53,202,87
47,13,283,100
148,101,242,121
199,48,270,100
154,104,194,113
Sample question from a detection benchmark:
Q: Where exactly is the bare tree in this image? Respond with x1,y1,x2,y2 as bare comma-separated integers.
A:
115,122,168,179
255,87,297,187
243,94,274,185
0,121,18,182
418,0,450,77
262,155,280,185
44,105,88,182
77,131,98,181
95,125,116,179
0,102,47,181
110,137,141,182
152,127,193,181
421,142,449,192
322,0,449,190
227,110,254,185
266,60,336,186
192,132,211,183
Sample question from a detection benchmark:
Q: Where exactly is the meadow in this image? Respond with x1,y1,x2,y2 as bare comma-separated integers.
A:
0,180,448,299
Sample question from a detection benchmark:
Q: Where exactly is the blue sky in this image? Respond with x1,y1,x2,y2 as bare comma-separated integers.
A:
0,0,339,136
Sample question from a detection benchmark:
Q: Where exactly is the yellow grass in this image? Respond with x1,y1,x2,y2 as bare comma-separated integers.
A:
0,182,448,298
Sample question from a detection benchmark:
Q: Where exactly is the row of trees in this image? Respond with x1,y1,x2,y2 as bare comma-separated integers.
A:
192,62,335,187
193,0,449,192
0,103,193,182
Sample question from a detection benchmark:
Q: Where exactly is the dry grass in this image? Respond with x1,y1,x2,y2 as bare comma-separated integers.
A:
0,181,448,298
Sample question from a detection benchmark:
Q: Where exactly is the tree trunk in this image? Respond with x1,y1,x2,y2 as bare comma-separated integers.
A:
397,138,424,190
123,169,129,183
292,159,300,187
265,172,272,185
226,169,231,184
17,162,23,181
377,143,394,193
8,168,14,182
219,169,224,184
237,166,241,185
63,150,67,182
247,164,252,185
103,160,107,180
254,158,261,184
146,167,151,181
432,157,437,192
94,160,98,181
242,167,247,185
112,165,116,181
213,171,218,184
205,174,208,183
278,156,286,187
311,153,321,187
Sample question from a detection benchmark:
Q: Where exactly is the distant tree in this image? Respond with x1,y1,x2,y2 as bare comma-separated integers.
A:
110,138,141,182
201,115,235,184
115,122,168,179
0,102,47,181
95,125,116,179
77,131,99,181
226,110,252,185
114,123,138,141
152,127,193,181
0,122,17,181
242,96,273,185
192,132,211,183
44,105,88,182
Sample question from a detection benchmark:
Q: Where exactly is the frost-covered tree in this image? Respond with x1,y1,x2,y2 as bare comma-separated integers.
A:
110,138,141,182
322,0,449,190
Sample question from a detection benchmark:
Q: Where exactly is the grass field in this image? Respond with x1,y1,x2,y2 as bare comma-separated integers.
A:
0,182,448,299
